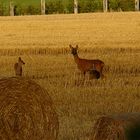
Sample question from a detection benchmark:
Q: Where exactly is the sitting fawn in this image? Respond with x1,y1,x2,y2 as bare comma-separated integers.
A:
89,64,100,79
14,57,25,76
69,44,104,78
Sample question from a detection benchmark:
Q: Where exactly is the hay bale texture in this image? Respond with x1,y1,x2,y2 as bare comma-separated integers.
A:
91,113,140,140
0,77,59,140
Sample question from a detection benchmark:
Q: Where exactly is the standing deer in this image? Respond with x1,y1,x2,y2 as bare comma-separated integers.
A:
69,44,104,78
14,57,25,76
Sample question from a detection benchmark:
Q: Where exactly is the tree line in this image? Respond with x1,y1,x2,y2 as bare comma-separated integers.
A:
0,0,136,16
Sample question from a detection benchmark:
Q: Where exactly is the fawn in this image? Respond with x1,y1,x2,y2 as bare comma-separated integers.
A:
69,44,104,78
89,64,100,79
14,57,25,76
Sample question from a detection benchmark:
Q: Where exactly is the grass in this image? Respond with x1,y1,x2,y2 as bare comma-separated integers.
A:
0,12,140,139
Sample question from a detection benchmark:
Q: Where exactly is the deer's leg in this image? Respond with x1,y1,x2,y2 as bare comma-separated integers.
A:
83,71,86,76
20,68,22,76
100,66,105,79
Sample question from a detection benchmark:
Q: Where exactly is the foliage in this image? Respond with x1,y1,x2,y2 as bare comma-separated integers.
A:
0,3,4,16
45,0,64,14
78,0,103,13
109,0,135,11
0,0,137,16
14,4,40,15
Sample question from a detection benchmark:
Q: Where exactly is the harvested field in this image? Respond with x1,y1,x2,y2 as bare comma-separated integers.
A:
0,12,140,139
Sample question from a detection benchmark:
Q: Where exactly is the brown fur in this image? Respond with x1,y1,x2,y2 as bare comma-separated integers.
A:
69,44,104,78
14,57,25,76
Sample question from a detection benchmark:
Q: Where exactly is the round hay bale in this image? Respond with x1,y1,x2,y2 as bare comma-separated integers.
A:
90,113,140,140
0,77,59,140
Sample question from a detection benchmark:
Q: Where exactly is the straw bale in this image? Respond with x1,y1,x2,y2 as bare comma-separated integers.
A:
91,113,140,140
0,77,59,140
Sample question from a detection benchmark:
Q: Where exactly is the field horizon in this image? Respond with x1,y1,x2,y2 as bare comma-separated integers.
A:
0,12,140,139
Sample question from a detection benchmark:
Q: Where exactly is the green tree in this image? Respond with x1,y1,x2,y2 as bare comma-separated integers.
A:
109,0,134,11
45,2,56,14
0,3,4,16
55,0,64,13
65,0,73,13
78,0,103,13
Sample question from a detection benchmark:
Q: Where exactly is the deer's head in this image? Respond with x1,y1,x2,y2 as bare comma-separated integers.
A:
69,44,78,55
18,57,25,65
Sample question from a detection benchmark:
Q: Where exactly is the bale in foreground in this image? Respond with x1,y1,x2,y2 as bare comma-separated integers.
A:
0,77,59,140
91,113,140,140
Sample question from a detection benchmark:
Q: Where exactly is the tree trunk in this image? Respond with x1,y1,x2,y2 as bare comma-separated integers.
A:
10,1,14,16
41,0,45,15
74,0,78,14
103,0,108,12
135,0,139,11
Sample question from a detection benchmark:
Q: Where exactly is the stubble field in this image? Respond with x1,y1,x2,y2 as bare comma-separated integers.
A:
0,12,140,139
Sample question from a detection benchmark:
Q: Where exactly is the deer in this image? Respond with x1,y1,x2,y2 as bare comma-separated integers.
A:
14,57,25,76
69,44,104,78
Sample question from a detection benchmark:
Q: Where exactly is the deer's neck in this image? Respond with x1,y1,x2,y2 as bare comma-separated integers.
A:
73,54,80,64
18,62,22,67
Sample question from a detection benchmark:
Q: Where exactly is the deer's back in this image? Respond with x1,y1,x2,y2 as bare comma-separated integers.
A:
77,58,104,72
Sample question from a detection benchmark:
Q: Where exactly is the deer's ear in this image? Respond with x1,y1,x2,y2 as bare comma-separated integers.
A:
69,44,72,49
76,45,78,49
